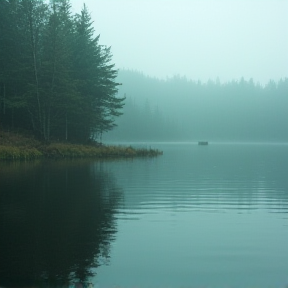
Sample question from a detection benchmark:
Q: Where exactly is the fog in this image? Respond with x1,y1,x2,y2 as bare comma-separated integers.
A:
71,0,288,84
104,70,288,142
70,0,288,142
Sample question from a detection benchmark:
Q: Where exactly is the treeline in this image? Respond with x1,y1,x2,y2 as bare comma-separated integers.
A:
105,96,181,141
0,0,124,143
106,70,288,142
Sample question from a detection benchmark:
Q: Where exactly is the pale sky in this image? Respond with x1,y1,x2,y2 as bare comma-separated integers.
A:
71,0,288,84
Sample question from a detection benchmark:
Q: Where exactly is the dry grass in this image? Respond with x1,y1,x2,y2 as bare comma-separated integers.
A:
0,131,162,160
41,143,162,158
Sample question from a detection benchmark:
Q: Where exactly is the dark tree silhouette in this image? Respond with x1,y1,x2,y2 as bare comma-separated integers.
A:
0,0,124,143
0,160,122,287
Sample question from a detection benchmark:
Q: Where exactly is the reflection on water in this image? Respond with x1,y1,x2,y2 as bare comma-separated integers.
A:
0,160,122,287
106,143,288,214
94,143,288,288
1,144,288,288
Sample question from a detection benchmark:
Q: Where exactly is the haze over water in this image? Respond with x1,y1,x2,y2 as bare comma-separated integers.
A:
1,1,288,287
1,143,288,287
71,0,288,84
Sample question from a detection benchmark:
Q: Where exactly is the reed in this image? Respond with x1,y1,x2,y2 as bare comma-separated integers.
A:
0,131,162,160
41,143,163,158
0,146,43,160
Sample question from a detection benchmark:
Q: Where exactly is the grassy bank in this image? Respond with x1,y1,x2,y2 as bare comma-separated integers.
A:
0,131,163,160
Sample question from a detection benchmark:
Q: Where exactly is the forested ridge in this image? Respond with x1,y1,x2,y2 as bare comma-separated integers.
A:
106,70,288,142
0,0,124,143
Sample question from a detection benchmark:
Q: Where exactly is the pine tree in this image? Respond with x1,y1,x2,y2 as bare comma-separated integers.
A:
40,0,78,141
18,0,49,137
0,0,30,129
0,0,124,142
71,4,124,142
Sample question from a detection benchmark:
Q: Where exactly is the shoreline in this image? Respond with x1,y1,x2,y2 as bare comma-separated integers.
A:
0,131,163,161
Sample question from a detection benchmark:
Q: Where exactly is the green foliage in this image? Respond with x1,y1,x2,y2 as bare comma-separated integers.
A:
0,0,124,143
70,5,124,141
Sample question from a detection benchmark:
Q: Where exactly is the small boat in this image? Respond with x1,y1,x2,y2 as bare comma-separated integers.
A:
198,141,208,145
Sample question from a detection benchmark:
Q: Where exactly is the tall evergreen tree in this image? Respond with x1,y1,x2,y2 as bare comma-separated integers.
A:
0,0,30,129
40,0,77,141
72,4,124,142
0,0,124,143
18,0,49,136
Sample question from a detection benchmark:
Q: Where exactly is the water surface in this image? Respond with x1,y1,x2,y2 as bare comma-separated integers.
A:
0,143,287,287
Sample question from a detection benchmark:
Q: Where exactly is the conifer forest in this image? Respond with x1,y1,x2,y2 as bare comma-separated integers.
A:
0,0,125,143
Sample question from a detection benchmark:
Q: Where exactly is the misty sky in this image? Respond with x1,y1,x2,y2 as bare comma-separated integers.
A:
71,0,288,84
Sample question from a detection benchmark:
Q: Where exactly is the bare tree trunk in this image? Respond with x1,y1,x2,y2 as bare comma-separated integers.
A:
3,83,6,115
65,111,68,141
28,10,42,132
43,112,47,141
47,108,50,141
11,107,14,129
28,108,36,131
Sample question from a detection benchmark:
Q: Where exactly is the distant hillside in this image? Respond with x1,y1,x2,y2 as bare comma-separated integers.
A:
104,70,288,142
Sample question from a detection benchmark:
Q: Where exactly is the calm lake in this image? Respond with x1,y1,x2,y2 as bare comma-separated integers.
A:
1,143,288,288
